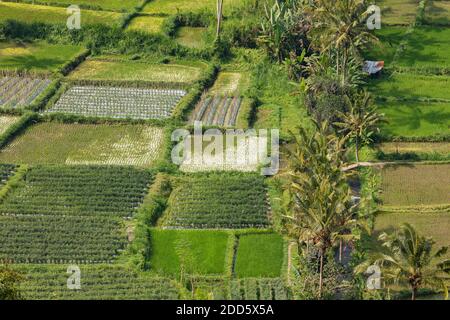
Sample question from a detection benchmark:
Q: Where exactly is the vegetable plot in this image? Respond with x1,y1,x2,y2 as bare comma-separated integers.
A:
163,174,270,229
17,264,178,300
0,76,50,109
48,86,186,120
190,95,243,126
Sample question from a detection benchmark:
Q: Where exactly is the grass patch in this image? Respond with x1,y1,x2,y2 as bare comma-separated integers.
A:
0,2,123,26
209,72,248,96
142,0,244,15
370,73,450,100
378,142,450,154
0,122,164,167
68,59,203,84
127,15,165,34
374,211,450,259
234,233,284,278
380,164,450,206
0,40,85,73
149,229,230,276
377,100,450,138
8,0,143,12
175,27,207,49
0,116,20,135
425,0,450,25
366,26,407,64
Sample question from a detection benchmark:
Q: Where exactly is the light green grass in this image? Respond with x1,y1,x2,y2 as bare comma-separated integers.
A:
0,40,85,73
6,0,143,12
142,0,244,15
149,229,230,276
127,15,165,34
370,73,450,100
374,212,450,259
0,122,164,167
0,2,123,26
68,59,203,84
175,27,207,49
377,100,450,138
380,164,450,206
0,116,19,135
209,72,249,96
234,233,284,278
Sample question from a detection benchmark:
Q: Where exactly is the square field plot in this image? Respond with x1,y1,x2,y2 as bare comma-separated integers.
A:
425,0,450,25
48,86,186,119
0,76,51,109
234,233,284,278
149,229,230,275
142,0,244,15
68,59,204,85
0,115,20,135
370,73,450,100
0,2,123,26
175,27,208,49
162,174,270,229
380,164,450,207
0,122,165,167
17,265,178,300
375,212,450,259
127,16,165,34
0,41,85,73
377,100,450,138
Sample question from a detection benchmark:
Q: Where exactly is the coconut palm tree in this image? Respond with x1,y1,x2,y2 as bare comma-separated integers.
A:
334,91,383,163
284,121,358,298
357,223,450,300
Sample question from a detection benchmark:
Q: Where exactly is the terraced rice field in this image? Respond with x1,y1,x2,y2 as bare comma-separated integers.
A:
209,72,247,96
230,278,289,300
142,0,244,15
190,95,243,126
0,116,19,135
175,27,208,49
127,15,165,34
68,59,204,84
0,165,151,263
425,0,450,25
372,0,419,25
48,86,186,119
17,264,178,300
0,123,164,166
163,174,270,229
0,76,51,109
0,2,123,26
380,164,450,207
8,0,143,12
378,142,450,154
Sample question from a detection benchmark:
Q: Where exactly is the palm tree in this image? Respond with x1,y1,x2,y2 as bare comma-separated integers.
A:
357,223,450,300
308,0,379,86
284,121,358,298
334,92,383,163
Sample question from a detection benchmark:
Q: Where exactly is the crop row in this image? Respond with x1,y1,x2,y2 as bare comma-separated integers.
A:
230,278,289,300
190,95,242,126
0,165,152,217
0,76,50,109
0,164,16,187
48,86,186,120
15,264,178,300
164,174,269,229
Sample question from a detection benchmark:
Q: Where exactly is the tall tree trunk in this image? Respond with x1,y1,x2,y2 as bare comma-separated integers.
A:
339,240,343,263
318,248,324,299
412,287,417,301
216,0,224,40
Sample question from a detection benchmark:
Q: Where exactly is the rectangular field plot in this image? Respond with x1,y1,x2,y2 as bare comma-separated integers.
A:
163,174,270,229
377,100,450,138
0,165,152,218
379,142,450,154
48,86,186,119
234,233,284,278
230,278,289,300
0,76,51,109
373,0,420,25
0,2,123,26
0,214,126,263
0,41,85,73
17,264,178,300
380,164,450,207
0,163,16,188
0,115,19,135
68,59,204,85
370,73,450,100
142,0,244,15
175,27,208,49
190,96,243,126
0,122,164,166
127,15,165,34
375,212,450,259
425,0,450,25
149,229,230,275
10,0,143,12
209,72,248,96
